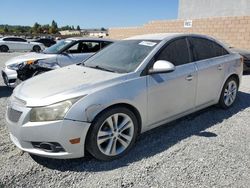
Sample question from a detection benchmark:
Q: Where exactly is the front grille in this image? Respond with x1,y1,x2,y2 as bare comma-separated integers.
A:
7,108,22,123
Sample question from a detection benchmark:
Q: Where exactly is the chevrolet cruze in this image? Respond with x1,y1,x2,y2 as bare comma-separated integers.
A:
6,33,243,161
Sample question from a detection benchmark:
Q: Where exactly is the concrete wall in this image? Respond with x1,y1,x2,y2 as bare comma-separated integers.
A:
109,16,250,50
178,0,250,19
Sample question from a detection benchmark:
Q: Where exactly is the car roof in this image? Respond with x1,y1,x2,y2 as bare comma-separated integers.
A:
125,33,183,40
125,33,220,41
66,37,114,42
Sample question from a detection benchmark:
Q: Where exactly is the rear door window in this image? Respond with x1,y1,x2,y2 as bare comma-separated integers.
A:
15,38,27,42
156,38,191,66
101,41,112,49
189,37,229,61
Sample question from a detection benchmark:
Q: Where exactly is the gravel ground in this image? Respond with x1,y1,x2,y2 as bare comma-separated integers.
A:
0,52,250,188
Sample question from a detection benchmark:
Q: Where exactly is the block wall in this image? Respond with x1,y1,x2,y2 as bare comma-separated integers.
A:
109,16,250,50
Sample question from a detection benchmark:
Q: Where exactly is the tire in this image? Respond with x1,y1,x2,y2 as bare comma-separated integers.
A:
218,76,239,109
33,45,41,52
0,45,9,52
86,107,139,161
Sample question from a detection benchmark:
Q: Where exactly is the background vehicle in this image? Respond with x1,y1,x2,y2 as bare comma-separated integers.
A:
230,48,250,72
2,37,113,86
0,36,45,52
32,38,56,47
6,33,242,161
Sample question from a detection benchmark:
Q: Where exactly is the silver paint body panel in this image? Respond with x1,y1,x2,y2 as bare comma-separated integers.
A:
7,33,243,158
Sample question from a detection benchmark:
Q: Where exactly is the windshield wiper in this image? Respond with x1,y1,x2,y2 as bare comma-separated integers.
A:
87,65,116,73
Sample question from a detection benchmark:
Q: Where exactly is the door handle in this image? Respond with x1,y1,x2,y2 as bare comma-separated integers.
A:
186,74,193,81
218,65,223,70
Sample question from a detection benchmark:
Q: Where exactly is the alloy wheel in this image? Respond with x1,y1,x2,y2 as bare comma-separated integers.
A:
97,113,134,156
224,80,237,106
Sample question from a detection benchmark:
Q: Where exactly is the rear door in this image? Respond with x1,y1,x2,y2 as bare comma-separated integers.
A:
15,38,31,51
147,37,197,126
6,38,29,51
188,37,230,107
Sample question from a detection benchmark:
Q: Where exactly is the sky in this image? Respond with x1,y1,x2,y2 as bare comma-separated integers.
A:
0,0,179,28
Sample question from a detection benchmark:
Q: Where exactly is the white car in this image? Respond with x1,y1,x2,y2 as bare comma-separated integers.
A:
1,38,113,86
0,36,45,53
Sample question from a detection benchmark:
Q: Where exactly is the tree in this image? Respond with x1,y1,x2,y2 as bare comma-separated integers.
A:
16,26,25,34
77,25,81,30
32,22,40,34
60,25,71,31
71,25,75,30
3,26,9,33
49,20,58,34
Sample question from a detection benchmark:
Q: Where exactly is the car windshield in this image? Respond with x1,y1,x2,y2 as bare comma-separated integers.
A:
83,40,160,73
43,40,73,54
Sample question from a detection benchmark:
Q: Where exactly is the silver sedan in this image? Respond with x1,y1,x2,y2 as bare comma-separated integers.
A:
6,33,243,161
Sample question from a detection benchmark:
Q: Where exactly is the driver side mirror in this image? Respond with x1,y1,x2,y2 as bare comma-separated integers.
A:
148,60,175,74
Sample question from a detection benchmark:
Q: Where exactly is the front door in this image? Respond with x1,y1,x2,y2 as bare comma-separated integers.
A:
147,37,197,126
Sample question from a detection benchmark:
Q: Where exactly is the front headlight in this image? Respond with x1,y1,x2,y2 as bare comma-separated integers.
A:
37,61,60,69
7,60,35,70
7,62,24,70
30,99,78,122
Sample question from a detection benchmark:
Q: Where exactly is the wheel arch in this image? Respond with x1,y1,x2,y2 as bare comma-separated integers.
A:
224,74,240,87
89,103,142,135
218,73,240,109
32,45,41,51
0,44,9,51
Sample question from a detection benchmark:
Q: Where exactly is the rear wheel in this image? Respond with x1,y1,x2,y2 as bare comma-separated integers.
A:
33,45,41,52
86,107,138,161
0,45,9,52
218,77,238,109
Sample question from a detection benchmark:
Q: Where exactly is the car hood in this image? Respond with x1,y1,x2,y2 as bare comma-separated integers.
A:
5,52,56,66
13,65,125,106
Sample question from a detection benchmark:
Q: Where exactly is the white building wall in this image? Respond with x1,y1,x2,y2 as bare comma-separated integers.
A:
178,0,250,19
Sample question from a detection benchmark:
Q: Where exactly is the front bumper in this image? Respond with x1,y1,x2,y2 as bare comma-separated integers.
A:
2,66,17,87
6,100,91,159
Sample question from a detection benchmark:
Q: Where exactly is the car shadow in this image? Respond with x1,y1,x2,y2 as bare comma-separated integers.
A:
31,91,250,172
0,86,13,98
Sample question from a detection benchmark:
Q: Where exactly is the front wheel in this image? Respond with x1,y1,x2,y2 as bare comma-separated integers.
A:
218,77,239,109
86,107,138,161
